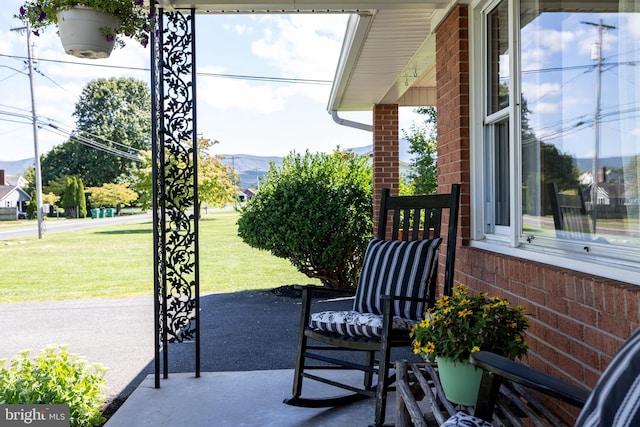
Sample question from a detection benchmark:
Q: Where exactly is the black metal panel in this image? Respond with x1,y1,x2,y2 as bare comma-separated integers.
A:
152,7,200,388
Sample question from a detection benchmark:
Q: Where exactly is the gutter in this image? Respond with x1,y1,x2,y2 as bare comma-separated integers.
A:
327,12,374,133
331,111,372,132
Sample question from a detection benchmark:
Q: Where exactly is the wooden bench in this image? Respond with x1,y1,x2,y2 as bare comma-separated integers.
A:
395,360,575,427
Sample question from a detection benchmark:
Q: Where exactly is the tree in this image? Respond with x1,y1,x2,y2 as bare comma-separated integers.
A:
130,138,237,212
41,77,151,187
61,176,86,218
237,150,373,289
86,183,138,209
76,177,87,218
197,138,237,209
403,106,438,195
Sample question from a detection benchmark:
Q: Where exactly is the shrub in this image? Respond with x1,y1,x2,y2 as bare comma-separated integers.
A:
0,345,108,427
237,150,373,289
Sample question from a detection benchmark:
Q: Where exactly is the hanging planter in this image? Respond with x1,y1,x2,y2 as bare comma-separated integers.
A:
57,6,120,59
15,1,153,59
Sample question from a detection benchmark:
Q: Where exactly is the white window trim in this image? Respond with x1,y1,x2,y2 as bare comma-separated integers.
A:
468,0,640,285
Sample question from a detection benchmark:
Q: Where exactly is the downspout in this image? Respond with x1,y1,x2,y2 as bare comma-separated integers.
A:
331,110,372,132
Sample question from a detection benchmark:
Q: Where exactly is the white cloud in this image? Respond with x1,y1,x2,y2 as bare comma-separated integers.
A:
197,65,292,114
250,14,347,102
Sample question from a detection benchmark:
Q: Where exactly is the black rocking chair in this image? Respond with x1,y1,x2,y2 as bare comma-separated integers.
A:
284,184,461,426
438,327,640,426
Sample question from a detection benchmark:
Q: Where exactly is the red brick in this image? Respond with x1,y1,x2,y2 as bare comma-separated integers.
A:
583,328,616,355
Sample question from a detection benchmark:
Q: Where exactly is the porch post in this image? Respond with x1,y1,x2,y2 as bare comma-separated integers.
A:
372,104,399,236
152,7,201,388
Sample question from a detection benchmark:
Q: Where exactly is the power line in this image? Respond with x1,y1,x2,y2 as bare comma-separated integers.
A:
0,109,144,161
0,52,332,85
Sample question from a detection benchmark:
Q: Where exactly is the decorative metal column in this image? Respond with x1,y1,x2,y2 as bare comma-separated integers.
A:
152,7,200,388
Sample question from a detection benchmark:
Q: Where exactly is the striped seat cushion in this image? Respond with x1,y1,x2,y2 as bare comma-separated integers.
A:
353,238,442,320
309,310,417,338
441,412,493,427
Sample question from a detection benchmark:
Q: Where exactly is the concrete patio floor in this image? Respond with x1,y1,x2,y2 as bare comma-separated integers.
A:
104,369,413,427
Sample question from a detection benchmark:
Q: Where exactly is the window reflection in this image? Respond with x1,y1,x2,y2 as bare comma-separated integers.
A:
520,0,640,248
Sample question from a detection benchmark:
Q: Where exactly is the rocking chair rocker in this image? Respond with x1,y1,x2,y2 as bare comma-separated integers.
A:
284,184,461,426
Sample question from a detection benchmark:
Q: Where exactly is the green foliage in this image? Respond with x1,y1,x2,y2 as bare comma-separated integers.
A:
129,151,152,210
86,183,138,208
62,176,77,216
237,150,373,289
131,139,237,212
402,107,438,195
197,138,238,208
60,176,86,218
41,77,151,187
0,345,108,427
411,284,529,364
16,0,152,48
76,177,87,218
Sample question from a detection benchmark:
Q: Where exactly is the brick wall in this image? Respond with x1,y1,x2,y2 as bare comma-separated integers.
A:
434,2,640,411
372,104,399,236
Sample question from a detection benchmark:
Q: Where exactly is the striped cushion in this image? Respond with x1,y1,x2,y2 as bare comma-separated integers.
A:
353,238,442,320
309,310,418,338
442,412,493,427
576,327,640,427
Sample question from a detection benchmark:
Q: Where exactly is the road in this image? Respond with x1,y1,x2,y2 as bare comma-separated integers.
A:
0,213,153,240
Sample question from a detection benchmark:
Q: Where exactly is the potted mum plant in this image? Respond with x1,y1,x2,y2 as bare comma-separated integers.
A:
411,284,529,406
15,0,153,59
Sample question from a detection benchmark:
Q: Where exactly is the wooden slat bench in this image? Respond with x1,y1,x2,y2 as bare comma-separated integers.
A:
395,360,575,427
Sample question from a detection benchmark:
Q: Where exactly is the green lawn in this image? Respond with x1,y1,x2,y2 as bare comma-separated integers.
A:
0,212,319,304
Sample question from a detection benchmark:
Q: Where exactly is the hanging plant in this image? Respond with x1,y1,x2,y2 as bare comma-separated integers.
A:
15,0,154,50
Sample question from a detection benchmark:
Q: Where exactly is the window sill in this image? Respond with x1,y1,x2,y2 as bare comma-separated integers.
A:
469,239,640,286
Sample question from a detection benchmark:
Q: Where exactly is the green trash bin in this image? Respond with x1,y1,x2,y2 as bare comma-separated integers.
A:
98,208,105,218
90,208,99,219
106,208,115,218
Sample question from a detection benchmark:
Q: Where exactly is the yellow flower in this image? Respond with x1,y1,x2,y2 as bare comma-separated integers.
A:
471,346,480,353
458,308,473,318
423,341,435,353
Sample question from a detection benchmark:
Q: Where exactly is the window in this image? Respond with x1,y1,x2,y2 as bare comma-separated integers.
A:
484,0,511,234
477,0,640,280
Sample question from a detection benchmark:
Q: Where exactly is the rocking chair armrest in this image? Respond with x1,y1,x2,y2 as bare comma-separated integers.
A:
295,284,356,298
470,351,590,408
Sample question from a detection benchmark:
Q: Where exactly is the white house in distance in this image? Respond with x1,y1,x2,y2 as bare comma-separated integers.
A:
0,169,31,220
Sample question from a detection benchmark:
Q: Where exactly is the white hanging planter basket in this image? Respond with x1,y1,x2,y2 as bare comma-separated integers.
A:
56,6,120,59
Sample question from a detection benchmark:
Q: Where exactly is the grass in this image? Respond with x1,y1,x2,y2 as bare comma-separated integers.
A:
0,212,319,304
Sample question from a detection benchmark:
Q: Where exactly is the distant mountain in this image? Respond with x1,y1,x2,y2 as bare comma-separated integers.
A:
219,140,415,189
0,158,35,175
345,138,415,165
1,140,416,189
575,156,626,172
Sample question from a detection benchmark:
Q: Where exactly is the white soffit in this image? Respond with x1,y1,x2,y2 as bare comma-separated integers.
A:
155,1,450,112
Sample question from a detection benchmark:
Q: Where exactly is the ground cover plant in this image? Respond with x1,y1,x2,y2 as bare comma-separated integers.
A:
0,345,107,427
0,212,319,304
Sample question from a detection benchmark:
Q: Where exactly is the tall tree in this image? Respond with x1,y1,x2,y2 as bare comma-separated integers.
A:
403,106,438,195
75,177,87,218
41,77,151,187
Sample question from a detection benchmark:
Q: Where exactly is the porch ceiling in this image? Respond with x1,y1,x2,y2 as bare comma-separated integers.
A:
157,1,454,112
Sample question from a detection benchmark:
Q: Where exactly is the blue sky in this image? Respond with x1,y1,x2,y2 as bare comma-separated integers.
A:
0,1,423,161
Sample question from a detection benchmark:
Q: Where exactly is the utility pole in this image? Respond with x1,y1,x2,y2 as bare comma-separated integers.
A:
12,24,44,238
582,19,615,234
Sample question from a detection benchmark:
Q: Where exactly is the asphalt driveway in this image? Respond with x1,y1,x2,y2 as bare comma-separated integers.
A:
0,288,356,418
